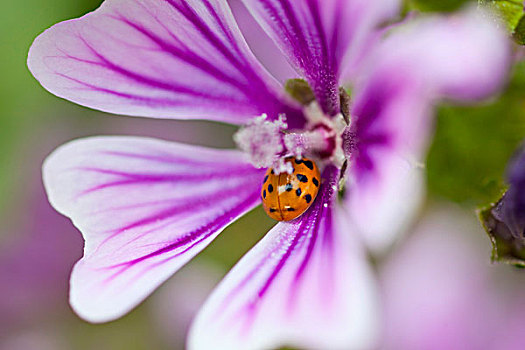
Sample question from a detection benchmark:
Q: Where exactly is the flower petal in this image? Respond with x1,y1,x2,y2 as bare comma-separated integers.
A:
28,0,303,126
358,10,511,103
229,0,297,84
43,136,264,322
380,207,500,350
241,0,399,115
189,166,379,350
346,79,428,252
346,10,511,251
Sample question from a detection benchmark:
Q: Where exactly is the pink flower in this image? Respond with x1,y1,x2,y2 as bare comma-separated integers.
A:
28,1,510,349
380,206,525,350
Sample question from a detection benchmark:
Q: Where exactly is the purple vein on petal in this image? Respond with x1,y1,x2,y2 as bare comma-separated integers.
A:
76,36,219,98
163,0,280,110
50,42,245,104
249,171,335,315
292,190,336,312
102,181,257,240
30,0,306,125
97,150,249,167
96,189,251,260
244,0,343,114
305,0,339,115
108,12,249,93
216,166,339,329
166,0,243,68
74,166,258,196
99,191,261,283
352,81,398,178
51,59,232,104
170,0,306,125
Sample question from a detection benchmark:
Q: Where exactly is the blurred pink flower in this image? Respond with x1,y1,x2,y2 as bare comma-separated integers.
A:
28,0,510,349
0,177,81,334
152,262,225,349
380,206,525,350
0,133,82,336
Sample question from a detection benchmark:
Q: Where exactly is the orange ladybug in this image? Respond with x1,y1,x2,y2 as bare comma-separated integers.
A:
261,157,321,221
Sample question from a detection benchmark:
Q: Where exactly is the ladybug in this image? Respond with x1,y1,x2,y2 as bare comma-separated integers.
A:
261,157,321,221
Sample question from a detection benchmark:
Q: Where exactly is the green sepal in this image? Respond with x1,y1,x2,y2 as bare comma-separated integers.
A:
478,195,525,267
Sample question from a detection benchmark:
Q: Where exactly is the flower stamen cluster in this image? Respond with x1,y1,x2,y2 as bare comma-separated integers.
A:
235,85,350,175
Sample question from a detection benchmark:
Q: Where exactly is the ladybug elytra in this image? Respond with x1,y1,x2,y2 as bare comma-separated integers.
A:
261,157,321,221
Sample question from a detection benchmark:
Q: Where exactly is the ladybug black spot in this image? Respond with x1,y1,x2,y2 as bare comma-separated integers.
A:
263,190,266,199
297,174,308,183
303,160,314,170
271,169,275,175
304,194,312,203
268,184,274,193
312,178,319,187
295,158,303,164
296,188,302,196
285,183,293,191
287,207,295,212
263,175,268,184
269,208,277,213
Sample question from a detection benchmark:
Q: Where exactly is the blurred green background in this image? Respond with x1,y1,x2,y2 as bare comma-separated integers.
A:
1,0,525,349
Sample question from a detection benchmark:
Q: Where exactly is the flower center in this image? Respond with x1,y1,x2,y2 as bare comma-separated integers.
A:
234,80,350,174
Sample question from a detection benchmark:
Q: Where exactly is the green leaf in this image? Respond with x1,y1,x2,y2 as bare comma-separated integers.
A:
426,61,525,205
512,14,525,44
479,0,524,37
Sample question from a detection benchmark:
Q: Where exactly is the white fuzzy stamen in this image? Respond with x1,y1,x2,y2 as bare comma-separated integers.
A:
234,114,287,169
283,130,328,158
235,102,351,173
